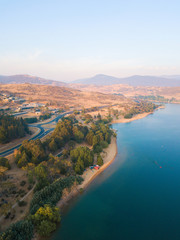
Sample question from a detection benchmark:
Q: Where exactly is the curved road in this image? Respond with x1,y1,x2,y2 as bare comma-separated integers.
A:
0,112,69,157
0,105,112,157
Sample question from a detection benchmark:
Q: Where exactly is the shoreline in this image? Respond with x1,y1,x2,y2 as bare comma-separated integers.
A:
78,136,118,190
57,136,118,209
112,105,165,124
48,106,166,240
57,105,165,210
57,106,165,210
112,112,152,124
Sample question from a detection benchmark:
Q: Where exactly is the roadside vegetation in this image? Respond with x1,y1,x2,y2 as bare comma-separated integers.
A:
0,115,29,144
0,157,11,170
39,112,52,121
24,112,52,124
24,117,38,124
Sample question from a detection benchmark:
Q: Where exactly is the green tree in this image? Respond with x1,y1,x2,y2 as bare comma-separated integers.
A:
17,151,29,168
32,204,61,237
0,115,29,144
0,220,33,240
97,155,103,166
35,163,48,180
75,157,84,175
62,149,69,158
0,157,11,169
93,135,99,147
86,130,94,145
37,220,56,237
49,139,58,152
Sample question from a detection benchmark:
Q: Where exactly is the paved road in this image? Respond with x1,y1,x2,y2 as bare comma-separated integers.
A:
12,111,28,116
0,105,112,157
0,127,55,157
0,112,69,157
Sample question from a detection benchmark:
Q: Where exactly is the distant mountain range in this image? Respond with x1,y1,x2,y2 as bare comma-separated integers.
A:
0,75,67,86
1,74,180,87
73,74,180,87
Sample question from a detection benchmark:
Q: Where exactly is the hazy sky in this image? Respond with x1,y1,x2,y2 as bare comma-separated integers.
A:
0,0,180,81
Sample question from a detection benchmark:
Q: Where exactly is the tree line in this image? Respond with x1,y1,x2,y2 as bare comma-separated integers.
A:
124,101,157,119
0,115,29,144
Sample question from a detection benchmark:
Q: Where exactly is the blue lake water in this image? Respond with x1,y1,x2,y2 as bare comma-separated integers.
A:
53,104,180,240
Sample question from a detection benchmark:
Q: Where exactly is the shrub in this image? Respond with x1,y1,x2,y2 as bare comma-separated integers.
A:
124,113,133,119
93,145,103,154
20,180,26,186
28,185,33,190
18,200,27,207
100,141,108,149
0,157,11,170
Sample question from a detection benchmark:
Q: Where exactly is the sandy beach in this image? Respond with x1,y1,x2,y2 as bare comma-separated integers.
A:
112,105,165,124
112,112,153,124
78,136,117,189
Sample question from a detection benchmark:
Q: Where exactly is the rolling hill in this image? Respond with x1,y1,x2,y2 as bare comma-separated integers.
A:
0,74,67,87
1,74,180,88
73,74,180,87
0,83,128,109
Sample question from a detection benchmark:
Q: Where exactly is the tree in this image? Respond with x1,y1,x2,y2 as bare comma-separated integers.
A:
0,157,11,169
93,135,99,147
93,145,103,153
35,163,48,180
27,170,35,185
0,115,29,144
0,220,34,240
17,151,28,168
97,113,102,120
62,149,69,159
97,155,103,166
32,204,61,237
75,157,84,175
70,146,94,169
34,178,49,193
37,220,56,237
49,139,58,152
73,126,84,143
86,130,94,145
100,141,108,149
105,132,111,144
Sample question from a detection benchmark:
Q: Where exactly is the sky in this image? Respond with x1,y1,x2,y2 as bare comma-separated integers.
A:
0,0,180,81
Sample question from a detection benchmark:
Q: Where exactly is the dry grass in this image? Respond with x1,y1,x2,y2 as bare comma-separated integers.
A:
0,83,128,109
69,83,180,101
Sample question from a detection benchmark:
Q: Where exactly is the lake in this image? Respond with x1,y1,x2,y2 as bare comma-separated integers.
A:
53,104,180,240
